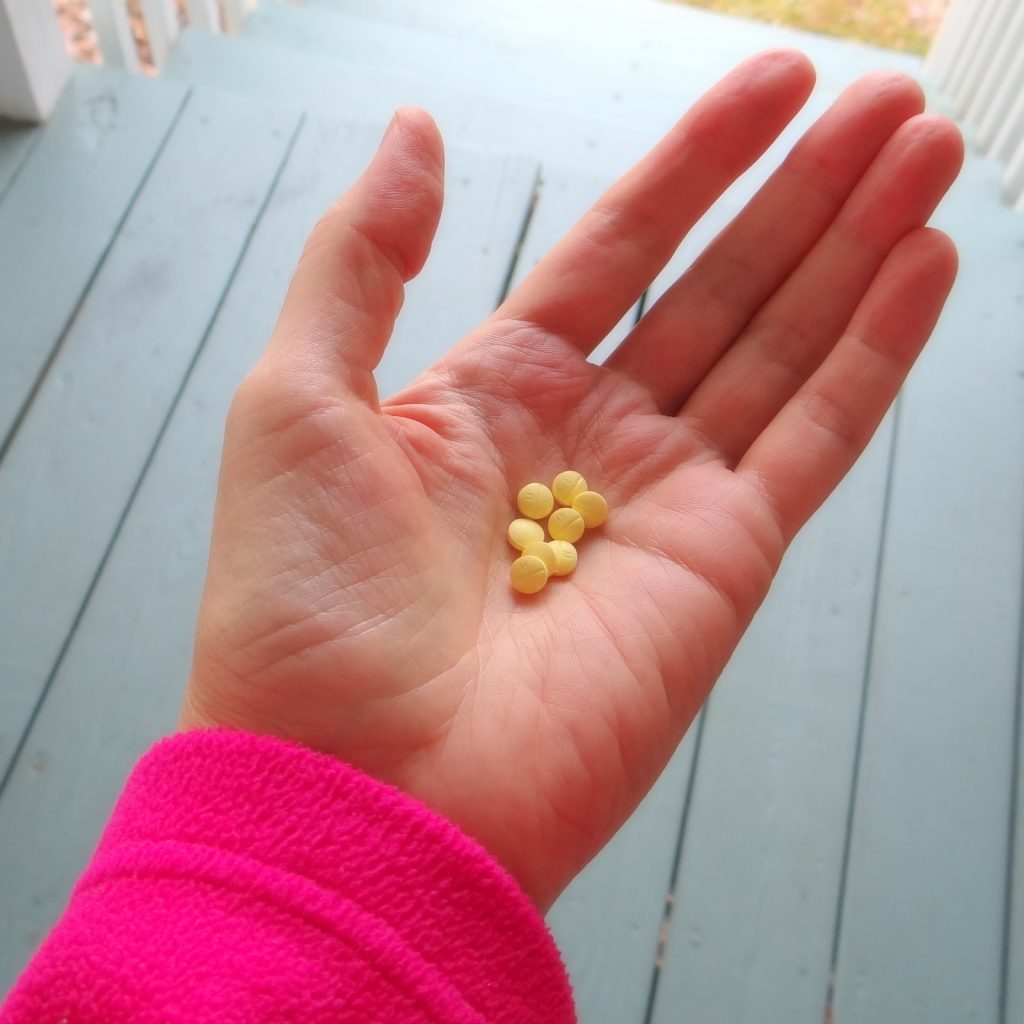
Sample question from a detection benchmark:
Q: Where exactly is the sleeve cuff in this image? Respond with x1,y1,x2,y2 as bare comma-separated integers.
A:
5,727,575,1024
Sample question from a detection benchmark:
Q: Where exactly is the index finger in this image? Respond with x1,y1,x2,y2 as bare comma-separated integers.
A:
491,49,816,355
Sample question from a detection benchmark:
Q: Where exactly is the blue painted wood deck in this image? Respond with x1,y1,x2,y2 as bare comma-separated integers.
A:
0,1,1022,1021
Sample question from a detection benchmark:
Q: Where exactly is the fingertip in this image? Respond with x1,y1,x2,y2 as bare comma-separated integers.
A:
750,47,817,94
851,69,926,116
362,107,445,281
391,106,445,180
929,111,965,160
907,225,959,285
869,227,960,353
906,111,966,171
860,112,965,219
943,118,966,175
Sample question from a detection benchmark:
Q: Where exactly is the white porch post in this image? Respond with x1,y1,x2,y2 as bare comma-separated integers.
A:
0,0,70,122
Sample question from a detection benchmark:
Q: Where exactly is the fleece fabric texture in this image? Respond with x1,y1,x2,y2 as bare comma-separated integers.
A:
0,728,576,1023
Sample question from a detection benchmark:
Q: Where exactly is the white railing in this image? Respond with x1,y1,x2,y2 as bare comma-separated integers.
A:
90,0,251,70
925,0,1024,211
0,0,252,121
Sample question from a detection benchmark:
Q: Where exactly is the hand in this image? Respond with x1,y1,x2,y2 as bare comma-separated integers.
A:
178,50,963,912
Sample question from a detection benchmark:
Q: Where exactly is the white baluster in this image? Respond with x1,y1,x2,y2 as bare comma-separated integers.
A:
0,0,70,120
90,0,139,71
951,0,1016,119
185,0,222,31
925,0,981,89
138,0,180,67
972,3,1024,153
991,81,1024,165
1002,132,1024,207
221,0,252,34
945,0,998,101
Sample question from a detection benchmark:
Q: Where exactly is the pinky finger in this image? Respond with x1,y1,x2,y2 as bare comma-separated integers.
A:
738,226,959,543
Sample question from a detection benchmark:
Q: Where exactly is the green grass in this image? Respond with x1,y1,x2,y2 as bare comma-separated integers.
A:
670,0,936,54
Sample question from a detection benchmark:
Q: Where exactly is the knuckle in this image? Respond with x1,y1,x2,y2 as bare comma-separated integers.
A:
798,388,860,451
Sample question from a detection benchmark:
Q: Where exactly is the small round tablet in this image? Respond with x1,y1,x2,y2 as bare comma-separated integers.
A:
523,541,557,575
548,507,585,543
507,518,545,551
552,470,587,506
572,490,608,528
517,482,554,520
510,555,549,594
548,540,578,576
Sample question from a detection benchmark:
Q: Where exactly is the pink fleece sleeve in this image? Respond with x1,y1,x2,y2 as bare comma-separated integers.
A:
0,728,576,1023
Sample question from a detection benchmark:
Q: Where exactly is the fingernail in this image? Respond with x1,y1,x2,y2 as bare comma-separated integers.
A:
382,109,401,144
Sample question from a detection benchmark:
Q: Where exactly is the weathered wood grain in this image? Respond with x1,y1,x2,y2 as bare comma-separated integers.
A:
831,156,1024,1024
1008,647,1024,1024
650,419,893,1024
308,0,921,94
0,88,297,785
164,28,662,178
0,66,186,452
0,122,38,199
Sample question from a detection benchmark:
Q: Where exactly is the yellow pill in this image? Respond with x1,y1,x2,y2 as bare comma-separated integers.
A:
517,482,554,520
572,490,608,528
552,470,587,506
548,507,585,543
523,541,557,575
508,518,545,551
548,540,578,576
510,555,549,595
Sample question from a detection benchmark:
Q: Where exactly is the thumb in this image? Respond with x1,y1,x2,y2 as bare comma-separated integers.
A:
270,108,445,399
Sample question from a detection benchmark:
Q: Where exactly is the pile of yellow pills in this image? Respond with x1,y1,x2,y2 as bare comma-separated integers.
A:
507,471,608,594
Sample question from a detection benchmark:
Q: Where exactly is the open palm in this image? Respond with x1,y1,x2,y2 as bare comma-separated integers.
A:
180,51,962,911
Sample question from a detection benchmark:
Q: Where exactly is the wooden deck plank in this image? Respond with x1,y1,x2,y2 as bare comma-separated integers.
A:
165,28,662,178
0,118,536,992
608,88,876,1024
504,160,691,1022
503,162,639,363
544,194,744,1022
831,156,1024,1023
0,121,39,198
540,159,805,1022
0,66,187,452
1009,649,1024,1024
309,0,921,94
0,88,298,785
243,0,727,138
649,419,892,1024
549,744,696,1024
